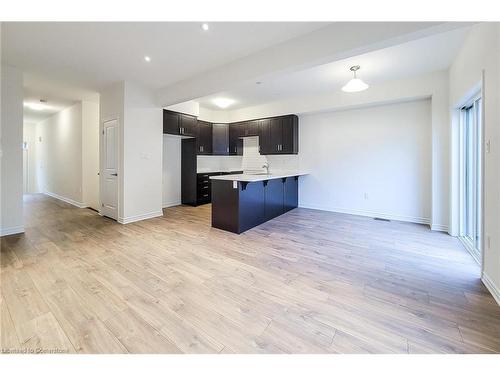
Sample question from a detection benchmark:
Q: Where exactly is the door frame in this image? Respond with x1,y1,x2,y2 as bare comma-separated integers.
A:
99,115,121,220
458,90,484,273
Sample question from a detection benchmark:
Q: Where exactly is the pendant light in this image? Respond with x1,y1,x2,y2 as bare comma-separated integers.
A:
342,65,369,93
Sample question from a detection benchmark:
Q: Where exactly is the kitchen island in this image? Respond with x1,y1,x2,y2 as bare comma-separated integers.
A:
210,172,308,234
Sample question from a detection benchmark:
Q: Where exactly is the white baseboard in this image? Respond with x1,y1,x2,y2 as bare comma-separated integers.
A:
0,225,25,237
118,210,163,224
298,203,431,225
162,201,181,208
44,191,87,208
458,237,481,265
431,223,449,232
481,273,500,306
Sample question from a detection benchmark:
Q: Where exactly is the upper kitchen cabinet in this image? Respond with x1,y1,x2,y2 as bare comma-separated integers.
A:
259,115,298,155
196,120,212,155
229,122,244,155
163,109,180,135
179,113,197,136
212,123,229,155
242,120,260,137
163,109,197,136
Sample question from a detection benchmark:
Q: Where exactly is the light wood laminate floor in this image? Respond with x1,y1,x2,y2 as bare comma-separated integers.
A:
1,194,500,354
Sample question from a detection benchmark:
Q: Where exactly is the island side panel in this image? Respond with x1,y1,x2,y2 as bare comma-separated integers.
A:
239,181,265,233
211,179,240,233
284,176,299,212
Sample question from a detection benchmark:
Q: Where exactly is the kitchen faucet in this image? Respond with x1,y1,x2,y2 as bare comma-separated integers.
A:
262,161,270,174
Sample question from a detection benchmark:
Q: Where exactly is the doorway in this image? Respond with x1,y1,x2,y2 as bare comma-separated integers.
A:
459,95,483,265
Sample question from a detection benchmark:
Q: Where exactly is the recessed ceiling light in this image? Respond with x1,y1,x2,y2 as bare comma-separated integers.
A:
201,23,209,31
144,56,151,62
341,65,369,93
212,98,235,109
24,101,50,111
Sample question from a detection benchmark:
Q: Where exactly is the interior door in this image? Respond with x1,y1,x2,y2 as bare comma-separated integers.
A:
101,119,119,220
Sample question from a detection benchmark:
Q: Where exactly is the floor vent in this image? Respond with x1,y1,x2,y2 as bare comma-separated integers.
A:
374,217,391,222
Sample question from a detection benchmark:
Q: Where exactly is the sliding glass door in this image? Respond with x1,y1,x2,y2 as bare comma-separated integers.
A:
460,96,482,262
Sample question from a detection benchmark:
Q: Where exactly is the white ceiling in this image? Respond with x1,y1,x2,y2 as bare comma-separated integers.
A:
2,22,330,91
196,27,471,110
22,73,100,124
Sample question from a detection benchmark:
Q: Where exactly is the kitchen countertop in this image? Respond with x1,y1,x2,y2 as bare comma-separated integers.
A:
209,171,309,182
197,169,242,174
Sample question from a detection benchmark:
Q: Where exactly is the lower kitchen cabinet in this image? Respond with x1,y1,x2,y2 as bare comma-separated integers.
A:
264,179,284,220
211,176,300,234
284,176,298,212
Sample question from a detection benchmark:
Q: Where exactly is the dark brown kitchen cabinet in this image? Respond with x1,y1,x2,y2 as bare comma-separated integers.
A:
260,115,298,155
283,176,298,212
163,109,180,135
264,179,284,220
211,175,299,234
243,120,260,137
163,109,197,136
196,120,212,155
179,113,197,136
229,122,244,155
212,123,229,155
281,115,298,153
164,110,298,155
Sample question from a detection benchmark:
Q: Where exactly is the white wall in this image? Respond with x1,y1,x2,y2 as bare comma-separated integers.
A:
82,101,100,210
222,71,449,230
1,64,24,236
100,81,163,223
34,100,99,209
36,103,84,206
198,107,231,123
165,100,199,117
162,135,181,207
122,82,163,222
23,123,39,194
449,23,500,303
299,100,432,224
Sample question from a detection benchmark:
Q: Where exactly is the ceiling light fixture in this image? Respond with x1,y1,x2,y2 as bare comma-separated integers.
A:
341,65,369,93
24,100,50,111
201,23,209,31
144,56,151,62
212,98,235,109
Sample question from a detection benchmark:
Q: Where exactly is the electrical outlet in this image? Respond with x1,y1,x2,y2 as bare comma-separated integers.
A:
364,193,369,200
486,140,491,153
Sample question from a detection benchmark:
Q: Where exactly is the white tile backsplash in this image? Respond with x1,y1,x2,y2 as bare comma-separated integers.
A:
241,137,267,171
197,136,299,173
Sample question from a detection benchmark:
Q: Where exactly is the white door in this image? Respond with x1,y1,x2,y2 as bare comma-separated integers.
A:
101,119,119,220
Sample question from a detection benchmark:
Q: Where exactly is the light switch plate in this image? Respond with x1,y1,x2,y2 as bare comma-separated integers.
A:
233,181,237,189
